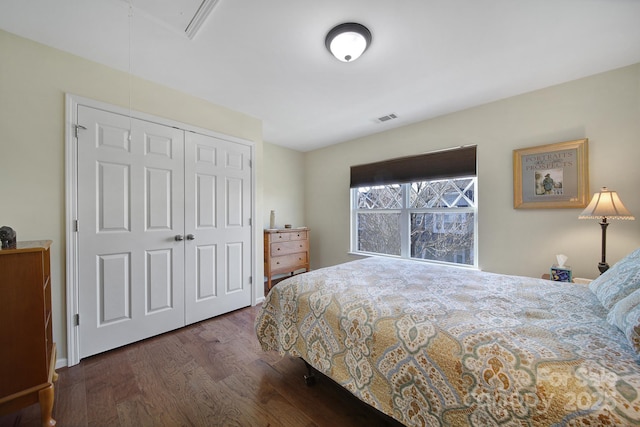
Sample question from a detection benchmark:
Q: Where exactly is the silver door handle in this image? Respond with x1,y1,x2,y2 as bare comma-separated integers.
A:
186,234,195,240
175,235,184,241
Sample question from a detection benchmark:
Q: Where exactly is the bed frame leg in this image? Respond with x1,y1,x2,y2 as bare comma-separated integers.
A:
302,359,316,386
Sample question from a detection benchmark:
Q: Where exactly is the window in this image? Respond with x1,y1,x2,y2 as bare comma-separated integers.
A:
350,147,477,267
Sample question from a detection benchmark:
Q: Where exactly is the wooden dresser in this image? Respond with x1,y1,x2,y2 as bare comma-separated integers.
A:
264,228,309,290
0,240,57,427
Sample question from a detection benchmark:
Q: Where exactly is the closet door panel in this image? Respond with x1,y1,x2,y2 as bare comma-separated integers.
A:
184,133,252,324
77,106,185,358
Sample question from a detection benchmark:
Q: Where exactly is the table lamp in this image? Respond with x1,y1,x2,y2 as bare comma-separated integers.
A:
579,187,635,273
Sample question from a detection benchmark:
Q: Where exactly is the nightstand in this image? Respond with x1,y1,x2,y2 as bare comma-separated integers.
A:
541,274,592,285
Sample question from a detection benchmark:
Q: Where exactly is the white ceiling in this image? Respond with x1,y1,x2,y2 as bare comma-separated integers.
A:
1,0,640,152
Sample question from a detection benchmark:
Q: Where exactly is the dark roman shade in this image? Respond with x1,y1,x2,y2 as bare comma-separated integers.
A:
350,145,477,188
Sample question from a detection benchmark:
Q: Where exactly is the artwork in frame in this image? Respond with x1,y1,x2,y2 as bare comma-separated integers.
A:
513,139,589,209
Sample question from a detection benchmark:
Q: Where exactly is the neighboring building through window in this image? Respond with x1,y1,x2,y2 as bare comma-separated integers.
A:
350,146,477,268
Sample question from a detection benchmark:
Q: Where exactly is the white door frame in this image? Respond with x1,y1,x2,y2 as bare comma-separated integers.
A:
65,94,257,366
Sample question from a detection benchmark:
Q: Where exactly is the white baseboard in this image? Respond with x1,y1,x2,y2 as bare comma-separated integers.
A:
56,358,68,369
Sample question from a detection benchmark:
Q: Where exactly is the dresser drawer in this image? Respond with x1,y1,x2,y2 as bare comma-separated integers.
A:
289,230,308,241
269,232,291,243
271,240,309,257
270,252,308,273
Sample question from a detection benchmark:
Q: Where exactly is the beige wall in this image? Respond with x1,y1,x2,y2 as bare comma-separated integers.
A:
0,30,263,365
3,25,640,366
304,63,640,280
262,143,306,229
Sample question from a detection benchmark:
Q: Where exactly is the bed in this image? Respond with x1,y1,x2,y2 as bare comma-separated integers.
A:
255,251,640,426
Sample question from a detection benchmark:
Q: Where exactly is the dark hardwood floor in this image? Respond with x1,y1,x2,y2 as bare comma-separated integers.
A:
1,304,404,427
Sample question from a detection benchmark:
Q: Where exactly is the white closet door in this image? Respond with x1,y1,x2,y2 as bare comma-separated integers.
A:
77,106,185,358
184,132,252,324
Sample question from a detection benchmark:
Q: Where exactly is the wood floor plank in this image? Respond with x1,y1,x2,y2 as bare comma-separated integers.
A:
246,358,338,425
116,395,159,427
85,345,141,404
221,362,317,427
52,382,87,426
1,304,404,427
125,338,198,426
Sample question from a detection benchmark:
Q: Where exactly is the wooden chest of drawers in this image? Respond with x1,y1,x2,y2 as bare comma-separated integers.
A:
264,228,309,290
0,240,57,427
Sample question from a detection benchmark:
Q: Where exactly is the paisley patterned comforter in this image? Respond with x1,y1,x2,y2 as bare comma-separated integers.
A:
255,257,640,426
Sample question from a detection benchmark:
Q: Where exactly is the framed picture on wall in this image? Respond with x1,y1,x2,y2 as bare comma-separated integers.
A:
513,139,589,209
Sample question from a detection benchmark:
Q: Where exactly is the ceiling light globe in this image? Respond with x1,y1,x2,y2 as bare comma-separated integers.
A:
325,23,372,63
330,31,367,62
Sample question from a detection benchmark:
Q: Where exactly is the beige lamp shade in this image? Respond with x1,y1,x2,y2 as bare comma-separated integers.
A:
579,187,635,220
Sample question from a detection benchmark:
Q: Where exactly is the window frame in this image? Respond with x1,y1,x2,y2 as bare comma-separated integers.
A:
350,177,478,268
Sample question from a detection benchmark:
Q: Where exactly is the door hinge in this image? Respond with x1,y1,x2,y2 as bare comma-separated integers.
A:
74,219,79,232
74,313,80,326
74,124,87,138
249,159,252,167
249,276,252,284
248,218,251,226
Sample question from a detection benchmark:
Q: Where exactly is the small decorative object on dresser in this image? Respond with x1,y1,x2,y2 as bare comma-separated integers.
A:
264,228,309,290
269,210,276,229
0,240,57,427
0,226,17,249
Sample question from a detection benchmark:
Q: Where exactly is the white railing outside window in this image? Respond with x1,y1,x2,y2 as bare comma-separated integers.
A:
351,177,477,267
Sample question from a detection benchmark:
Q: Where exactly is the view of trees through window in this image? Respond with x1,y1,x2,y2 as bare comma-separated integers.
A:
352,178,477,266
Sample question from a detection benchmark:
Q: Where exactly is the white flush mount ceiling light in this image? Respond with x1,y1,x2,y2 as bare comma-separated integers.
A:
325,22,372,62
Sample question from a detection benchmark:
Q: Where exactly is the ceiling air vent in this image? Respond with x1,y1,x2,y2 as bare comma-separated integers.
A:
376,113,398,123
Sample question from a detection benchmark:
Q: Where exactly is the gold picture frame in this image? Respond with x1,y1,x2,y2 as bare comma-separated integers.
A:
513,139,589,209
